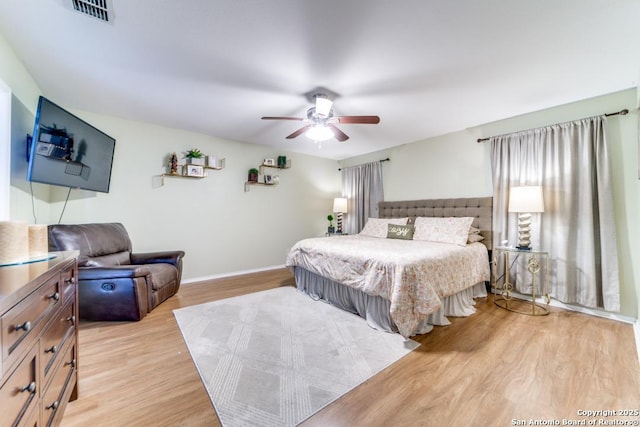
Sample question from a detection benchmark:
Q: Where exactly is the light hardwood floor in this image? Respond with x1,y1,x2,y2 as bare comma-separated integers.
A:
61,269,640,427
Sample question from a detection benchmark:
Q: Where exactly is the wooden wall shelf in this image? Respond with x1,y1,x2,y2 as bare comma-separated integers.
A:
244,158,290,192
160,158,225,186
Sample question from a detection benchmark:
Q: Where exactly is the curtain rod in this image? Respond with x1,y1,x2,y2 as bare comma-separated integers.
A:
338,157,390,171
476,108,629,143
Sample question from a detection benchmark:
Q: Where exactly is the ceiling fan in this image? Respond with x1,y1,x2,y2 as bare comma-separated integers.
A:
261,90,380,142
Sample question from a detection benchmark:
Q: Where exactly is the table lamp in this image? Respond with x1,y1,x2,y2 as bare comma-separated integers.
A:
333,198,348,234
508,186,544,251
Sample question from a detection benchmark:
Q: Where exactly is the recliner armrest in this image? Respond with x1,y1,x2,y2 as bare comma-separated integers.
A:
130,251,185,267
78,265,152,280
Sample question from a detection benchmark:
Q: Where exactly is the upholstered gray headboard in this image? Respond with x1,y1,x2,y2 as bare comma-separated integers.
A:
378,197,493,250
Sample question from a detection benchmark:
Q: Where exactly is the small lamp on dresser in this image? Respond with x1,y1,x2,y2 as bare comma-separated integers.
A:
333,197,348,234
508,185,544,251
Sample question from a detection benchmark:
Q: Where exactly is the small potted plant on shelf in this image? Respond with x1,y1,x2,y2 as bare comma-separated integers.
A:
327,214,335,233
248,168,259,182
184,148,205,165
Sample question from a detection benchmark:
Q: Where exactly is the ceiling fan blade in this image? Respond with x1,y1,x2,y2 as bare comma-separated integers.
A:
261,116,304,121
286,124,313,139
328,124,349,142
334,115,380,124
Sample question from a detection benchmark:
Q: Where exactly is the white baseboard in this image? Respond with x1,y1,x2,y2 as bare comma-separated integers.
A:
493,289,636,324
182,264,287,285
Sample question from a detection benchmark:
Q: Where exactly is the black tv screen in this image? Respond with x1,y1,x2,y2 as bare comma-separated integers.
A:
27,96,116,193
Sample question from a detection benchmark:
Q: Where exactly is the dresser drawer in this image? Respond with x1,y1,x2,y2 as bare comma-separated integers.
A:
60,266,76,303
42,340,76,427
16,402,40,427
0,345,39,427
40,300,76,384
2,274,62,373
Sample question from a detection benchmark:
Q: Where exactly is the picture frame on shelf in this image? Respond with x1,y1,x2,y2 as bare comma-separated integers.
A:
184,164,204,177
263,158,275,166
264,174,274,184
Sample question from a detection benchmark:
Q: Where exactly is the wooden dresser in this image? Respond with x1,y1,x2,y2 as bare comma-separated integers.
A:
0,251,78,427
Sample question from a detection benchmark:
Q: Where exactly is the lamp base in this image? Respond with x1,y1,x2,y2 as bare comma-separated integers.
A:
517,212,532,251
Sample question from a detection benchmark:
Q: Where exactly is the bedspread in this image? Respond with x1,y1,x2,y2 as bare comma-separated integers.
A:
285,235,490,337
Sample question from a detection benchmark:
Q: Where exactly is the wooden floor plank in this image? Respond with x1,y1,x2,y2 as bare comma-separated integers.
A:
61,269,640,427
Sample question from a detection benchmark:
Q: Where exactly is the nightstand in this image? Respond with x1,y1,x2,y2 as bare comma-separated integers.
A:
492,246,550,316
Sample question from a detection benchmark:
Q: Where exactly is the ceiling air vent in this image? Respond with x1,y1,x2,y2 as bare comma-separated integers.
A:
72,0,110,22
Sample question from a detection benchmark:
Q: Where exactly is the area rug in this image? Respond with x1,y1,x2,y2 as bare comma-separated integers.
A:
173,286,419,427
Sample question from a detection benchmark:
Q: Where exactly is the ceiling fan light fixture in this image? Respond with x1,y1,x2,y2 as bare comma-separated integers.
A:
306,124,333,142
315,96,333,117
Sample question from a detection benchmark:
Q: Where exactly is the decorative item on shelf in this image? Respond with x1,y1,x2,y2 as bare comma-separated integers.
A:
277,155,287,168
206,155,220,168
327,214,335,234
264,174,274,184
263,158,275,166
248,168,259,182
184,164,205,177
333,197,348,234
508,185,545,251
168,152,179,175
184,148,205,165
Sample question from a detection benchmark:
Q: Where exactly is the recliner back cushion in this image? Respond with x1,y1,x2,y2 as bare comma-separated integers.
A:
84,251,132,267
48,223,133,267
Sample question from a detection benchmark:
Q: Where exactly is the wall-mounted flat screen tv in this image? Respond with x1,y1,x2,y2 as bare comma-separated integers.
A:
27,96,116,193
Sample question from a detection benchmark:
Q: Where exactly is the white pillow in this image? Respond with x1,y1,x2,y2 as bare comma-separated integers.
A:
413,217,474,246
359,217,409,238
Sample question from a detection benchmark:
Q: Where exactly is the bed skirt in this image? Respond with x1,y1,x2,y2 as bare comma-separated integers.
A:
293,267,487,336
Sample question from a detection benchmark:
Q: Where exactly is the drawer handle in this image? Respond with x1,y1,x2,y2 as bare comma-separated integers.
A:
14,321,32,332
65,277,76,285
20,382,36,394
66,315,76,324
45,345,58,354
46,400,59,411
64,358,76,368
48,292,60,301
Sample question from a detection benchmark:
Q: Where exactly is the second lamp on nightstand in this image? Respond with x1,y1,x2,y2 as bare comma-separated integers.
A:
333,197,348,234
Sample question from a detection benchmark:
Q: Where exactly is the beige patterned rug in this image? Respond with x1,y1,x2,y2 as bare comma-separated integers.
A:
173,286,419,426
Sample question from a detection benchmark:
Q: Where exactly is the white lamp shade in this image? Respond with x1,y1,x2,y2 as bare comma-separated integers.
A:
315,97,333,117
508,186,545,213
333,197,348,213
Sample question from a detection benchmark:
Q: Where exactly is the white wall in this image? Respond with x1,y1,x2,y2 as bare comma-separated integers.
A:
0,79,10,220
0,33,52,223
341,89,639,319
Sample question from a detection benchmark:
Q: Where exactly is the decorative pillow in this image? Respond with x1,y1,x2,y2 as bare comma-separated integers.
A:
387,224,414,240
467,233,485,244
413,216,474,246
469,226,480,234
359,217,409,238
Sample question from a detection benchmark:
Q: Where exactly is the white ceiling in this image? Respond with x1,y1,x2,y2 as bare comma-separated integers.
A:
0,1,638,160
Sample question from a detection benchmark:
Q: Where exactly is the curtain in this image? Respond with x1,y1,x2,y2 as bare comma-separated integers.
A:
341,161,384,234
491,116,620,311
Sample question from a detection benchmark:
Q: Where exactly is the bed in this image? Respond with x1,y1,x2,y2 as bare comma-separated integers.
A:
285,197,493,338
